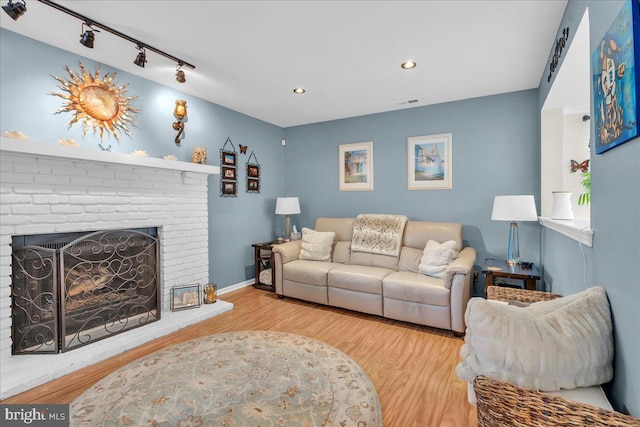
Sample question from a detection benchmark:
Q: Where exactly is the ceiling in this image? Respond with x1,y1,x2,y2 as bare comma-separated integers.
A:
542,6,590,114
1,0,568,128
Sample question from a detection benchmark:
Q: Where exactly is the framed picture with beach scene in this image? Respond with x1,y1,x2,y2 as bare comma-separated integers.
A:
407,133,452,190
171,284,201,311
339,141,373,191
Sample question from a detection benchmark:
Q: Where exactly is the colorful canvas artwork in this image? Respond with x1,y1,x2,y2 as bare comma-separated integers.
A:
592,0,640,154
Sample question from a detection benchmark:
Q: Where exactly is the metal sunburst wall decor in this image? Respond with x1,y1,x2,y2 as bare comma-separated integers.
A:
49,62,139,143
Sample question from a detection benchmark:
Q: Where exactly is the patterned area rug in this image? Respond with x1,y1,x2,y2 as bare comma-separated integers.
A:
71,331,382,426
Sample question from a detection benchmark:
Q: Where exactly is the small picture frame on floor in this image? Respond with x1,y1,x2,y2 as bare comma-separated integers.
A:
171,284,201,311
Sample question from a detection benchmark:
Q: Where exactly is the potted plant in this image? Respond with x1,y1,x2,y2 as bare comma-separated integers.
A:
578,171,590,205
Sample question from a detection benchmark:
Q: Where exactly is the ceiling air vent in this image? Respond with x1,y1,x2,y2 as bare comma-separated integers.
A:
398,99,419,105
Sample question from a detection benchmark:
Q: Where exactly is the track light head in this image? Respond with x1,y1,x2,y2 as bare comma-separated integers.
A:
79,22,97,48
176,63,186,83
2,0,27,20
133,45,146,68
79,30,94,48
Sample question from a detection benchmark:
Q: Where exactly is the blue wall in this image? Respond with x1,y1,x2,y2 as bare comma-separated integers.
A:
538,0,639,414
283,90,542,294
3,0,637,413
0,28,285,288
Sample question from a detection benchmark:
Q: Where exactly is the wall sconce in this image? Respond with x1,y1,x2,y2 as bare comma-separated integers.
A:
172,99,187,145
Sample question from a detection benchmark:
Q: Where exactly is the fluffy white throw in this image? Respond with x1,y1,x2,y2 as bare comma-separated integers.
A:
419,240,458,278
456,286,613,392
351,214,408,256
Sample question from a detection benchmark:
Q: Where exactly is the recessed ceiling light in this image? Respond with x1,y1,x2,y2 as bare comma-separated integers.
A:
293,88,306,94
401,60,417,70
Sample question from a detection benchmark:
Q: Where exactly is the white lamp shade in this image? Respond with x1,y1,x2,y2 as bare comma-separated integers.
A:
275,197,301,215
491,195,538,222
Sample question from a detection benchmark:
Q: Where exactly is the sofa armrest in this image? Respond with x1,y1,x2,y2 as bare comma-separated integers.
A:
272,240,302,295
446,246,476,334
474,376,640,427
272,240,302,264
444,246,476,290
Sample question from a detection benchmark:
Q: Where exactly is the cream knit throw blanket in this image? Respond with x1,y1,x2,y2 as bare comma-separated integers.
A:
351,214,408,256
456,286,613,392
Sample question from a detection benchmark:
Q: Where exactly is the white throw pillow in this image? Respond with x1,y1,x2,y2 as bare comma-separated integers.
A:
418,240,458,278
456,286,613,392
299,227,335,261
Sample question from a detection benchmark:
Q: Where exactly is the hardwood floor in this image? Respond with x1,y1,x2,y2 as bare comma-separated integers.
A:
1,286,478,426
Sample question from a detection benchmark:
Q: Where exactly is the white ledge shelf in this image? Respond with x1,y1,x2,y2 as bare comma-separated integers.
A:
539,217,593,247
0,137,220,175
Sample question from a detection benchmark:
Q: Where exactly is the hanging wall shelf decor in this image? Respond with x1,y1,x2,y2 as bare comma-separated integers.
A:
220,137,238,198
246,151,261,194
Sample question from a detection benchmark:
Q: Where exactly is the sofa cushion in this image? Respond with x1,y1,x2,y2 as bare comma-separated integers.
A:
283,260,341,287
315,217,355,241
349,251,399,270
419,240,458,278
299,228,335,261
383,271,450,307
328,265,394,294
332,241,351,264
403,221,463,251
456,286,613,392
398,246,422,273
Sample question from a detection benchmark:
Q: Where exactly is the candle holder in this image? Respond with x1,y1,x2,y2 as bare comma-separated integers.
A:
203,283,217,304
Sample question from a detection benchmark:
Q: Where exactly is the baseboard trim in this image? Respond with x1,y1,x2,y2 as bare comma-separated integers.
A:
218,279,253,295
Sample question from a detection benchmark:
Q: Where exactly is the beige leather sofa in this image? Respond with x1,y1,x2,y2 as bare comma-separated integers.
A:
272,217,476,334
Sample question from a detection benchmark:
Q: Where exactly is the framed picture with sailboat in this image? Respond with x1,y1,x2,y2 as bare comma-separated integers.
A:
407,133,452,190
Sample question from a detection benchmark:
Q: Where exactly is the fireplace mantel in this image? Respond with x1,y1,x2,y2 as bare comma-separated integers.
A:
0,137,220,175
0,141,228,399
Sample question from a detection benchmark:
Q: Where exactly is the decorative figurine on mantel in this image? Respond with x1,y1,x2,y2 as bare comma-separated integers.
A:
172,99,187,145
192,147,207,164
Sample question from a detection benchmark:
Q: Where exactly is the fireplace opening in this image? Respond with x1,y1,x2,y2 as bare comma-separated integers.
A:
11,228,160,354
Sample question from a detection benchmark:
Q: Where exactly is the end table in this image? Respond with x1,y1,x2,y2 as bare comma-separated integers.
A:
482,258,540,294
252,241,280,291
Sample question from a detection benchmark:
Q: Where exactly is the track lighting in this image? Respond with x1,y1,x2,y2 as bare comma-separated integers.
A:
2,0,26,21
176,63,186,83
32,0,196,78
79,23,97,48
133,45,146,68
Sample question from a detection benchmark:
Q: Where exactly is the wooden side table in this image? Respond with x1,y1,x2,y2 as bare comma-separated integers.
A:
252,241,280,291
482,258,540,294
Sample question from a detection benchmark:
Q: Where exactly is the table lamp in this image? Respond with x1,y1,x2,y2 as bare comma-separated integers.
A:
491,195,538,265
275,197,301,239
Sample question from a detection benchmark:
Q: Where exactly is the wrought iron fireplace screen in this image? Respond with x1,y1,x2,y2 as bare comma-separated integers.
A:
11,228,160,354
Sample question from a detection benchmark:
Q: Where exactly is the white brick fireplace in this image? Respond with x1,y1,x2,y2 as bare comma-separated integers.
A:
0,137,232,399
